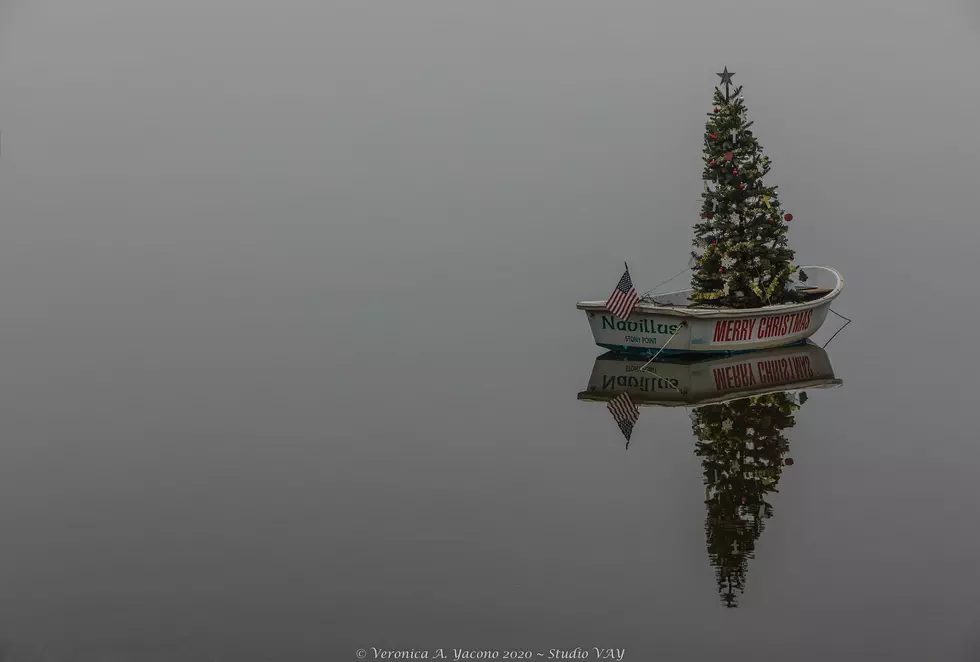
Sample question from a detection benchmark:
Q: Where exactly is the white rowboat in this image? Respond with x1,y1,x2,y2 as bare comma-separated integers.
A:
577,265,843,356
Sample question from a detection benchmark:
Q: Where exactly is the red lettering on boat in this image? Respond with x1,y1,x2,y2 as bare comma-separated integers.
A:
713,321,727,343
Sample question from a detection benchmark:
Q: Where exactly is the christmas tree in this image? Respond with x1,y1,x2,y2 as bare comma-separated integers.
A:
691,391,805,607
690,67,806,308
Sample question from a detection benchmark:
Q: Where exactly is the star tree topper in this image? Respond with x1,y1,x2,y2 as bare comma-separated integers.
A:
717,66,735,100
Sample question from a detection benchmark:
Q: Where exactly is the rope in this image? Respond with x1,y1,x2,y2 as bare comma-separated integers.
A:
637,321,687,372
639,366,688,396
640,267,692,301
822,309,852,349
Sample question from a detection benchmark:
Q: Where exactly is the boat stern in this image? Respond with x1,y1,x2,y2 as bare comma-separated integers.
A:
579,304,693,355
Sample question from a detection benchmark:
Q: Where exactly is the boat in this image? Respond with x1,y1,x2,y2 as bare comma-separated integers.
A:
577,340,841,408
576,265,842,356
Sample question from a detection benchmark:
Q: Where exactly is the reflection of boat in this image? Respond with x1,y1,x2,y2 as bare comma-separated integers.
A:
577,340,841,408
578,342,843,609
576,266,843,356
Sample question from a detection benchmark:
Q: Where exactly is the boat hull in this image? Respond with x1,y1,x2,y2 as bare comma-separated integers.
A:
577,266,842,356
583,304,830,355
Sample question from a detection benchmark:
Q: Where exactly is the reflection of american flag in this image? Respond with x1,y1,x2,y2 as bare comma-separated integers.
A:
605,269,640,320
607,391,639,446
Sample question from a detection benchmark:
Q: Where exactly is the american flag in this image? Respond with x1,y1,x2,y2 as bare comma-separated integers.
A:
607,391,639,446
605,268,640,320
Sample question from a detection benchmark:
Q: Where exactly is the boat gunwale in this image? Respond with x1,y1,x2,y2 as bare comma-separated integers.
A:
576,265,843,319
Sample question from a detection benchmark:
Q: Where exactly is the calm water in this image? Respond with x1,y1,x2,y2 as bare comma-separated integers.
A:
0,1,979,660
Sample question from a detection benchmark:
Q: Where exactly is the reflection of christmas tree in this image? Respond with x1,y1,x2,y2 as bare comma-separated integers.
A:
692,391,806,607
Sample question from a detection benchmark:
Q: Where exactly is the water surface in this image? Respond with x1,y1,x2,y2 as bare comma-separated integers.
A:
0,1,978,660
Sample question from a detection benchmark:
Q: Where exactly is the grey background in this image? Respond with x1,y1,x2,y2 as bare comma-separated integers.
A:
0,0,977,659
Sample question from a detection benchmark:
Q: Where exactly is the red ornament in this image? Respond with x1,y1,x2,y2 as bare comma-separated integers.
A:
724,151,733,161
719,267,724,273
732,169,739,175
784,213,793,222
708,159,717,166
711,241,717,246
739,183,745,189
709,133,718,139
713,107,719,113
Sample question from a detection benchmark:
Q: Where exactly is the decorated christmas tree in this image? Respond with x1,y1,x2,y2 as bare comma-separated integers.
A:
690,67,806,308
691,391,806,607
